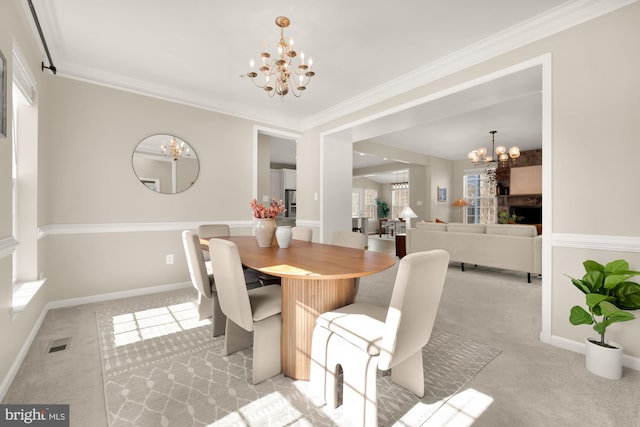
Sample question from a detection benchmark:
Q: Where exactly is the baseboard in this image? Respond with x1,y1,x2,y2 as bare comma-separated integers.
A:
0,281,192,401
0,300,49,402
550,334,640,372
46,281,191,309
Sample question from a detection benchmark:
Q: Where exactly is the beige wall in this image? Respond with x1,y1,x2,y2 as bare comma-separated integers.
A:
304,2,640,359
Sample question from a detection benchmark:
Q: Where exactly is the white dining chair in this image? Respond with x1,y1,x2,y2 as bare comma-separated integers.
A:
182,230,260,336
330,230,366,249
197,224,230,262
310,249,450,426
291,226,313,242
208,238,283,384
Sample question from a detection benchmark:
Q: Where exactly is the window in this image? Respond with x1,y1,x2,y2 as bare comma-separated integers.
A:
464,169,497,224
391,185,409,219
364,189,377,219
11,44,43,317
352,188,378,218
351,189,362,216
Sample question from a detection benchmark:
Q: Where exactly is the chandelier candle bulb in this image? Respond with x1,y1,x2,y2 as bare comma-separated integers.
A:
246,16,315,98
468,130,521,167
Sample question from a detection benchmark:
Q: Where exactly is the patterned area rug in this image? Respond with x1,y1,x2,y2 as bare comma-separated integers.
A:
98,291,500,427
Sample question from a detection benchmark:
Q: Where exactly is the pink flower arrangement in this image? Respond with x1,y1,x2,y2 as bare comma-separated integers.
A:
250,198,286,219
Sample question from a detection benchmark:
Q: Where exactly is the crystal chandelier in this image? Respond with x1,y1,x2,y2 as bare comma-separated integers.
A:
467,130,521,166
161,136,190,161
246,16,315,98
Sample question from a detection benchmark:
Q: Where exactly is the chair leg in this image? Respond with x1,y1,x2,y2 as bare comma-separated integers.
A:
211,292,227,337
251,314,282,384
310,325,336,406
390,350,425,397
224,319,251,356
337,337,379,427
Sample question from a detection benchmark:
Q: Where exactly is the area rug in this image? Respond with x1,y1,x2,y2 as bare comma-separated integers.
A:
98,291,501,427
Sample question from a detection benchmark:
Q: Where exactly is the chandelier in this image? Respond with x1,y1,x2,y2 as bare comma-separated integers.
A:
467,130,520,166
246,16,315,98
161,136,190,161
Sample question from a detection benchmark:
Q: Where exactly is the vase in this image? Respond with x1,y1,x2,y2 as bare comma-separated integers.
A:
584,337,622,380
254,218,276,247
276,226,293,248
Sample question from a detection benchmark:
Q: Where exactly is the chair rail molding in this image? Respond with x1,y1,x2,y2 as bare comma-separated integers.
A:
38,221,254,237
0,237,19,259
552,233,640,253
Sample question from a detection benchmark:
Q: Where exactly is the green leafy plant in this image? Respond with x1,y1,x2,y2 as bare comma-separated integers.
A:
497,210,523,224
375,198,389,219
567,259,640,347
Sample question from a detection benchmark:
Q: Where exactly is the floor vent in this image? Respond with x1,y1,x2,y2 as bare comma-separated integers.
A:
48,337,71,354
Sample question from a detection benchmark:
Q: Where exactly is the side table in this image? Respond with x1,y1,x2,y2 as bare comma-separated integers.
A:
395,233,406,258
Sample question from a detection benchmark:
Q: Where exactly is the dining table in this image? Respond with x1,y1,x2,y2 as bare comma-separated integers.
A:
206,235,396,380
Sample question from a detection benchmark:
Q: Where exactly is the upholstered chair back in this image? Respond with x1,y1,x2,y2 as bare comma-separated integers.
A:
181,230,212,299
198,224,230,238
291,226,313,242
330,231,365,249
378,249,449,371
208,238,254,332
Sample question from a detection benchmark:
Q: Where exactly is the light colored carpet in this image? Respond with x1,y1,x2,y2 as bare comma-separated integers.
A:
98,291,501,426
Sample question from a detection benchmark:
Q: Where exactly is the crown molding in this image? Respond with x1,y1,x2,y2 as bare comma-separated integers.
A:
301,0,638,130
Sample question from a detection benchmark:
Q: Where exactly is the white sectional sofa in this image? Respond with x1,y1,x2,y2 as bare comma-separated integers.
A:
406,222,542,282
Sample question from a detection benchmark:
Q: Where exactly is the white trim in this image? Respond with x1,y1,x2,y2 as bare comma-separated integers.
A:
540,53,553,345
0,236,19,259
252,125,302,205
46,281,191,310
0,280,192,401
552,233,640,253
550,334,640,372
38,221,253,238
0,299,48,403
302,0,638,130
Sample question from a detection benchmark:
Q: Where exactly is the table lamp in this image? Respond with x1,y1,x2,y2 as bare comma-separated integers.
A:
399,206,418,229
451,198,469,222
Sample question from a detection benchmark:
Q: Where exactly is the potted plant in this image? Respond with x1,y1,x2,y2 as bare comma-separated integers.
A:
567,259,640,379
375,198,389,219
497,210,523,224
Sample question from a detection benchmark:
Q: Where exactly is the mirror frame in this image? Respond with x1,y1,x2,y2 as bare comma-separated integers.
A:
132,134,199,194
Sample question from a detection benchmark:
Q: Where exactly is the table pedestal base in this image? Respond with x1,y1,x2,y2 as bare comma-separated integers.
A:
281,277,356,380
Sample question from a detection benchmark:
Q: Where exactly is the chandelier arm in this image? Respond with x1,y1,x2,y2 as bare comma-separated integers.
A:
245,16,314,98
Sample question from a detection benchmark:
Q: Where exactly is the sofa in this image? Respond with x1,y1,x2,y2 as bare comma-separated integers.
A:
406,222,542,282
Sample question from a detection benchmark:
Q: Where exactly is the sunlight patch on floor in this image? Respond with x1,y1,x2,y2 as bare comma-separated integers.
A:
112,301,211,346
422,388,494,426
210,392,309,426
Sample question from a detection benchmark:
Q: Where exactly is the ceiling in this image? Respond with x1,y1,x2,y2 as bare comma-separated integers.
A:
29,0,601,182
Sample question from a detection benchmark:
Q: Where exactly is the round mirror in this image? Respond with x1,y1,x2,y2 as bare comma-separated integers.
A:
132,134,199,194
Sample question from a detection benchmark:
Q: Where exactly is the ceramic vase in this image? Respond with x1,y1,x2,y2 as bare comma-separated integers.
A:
276,226,293,248
254,218,276,247
584,337,622,380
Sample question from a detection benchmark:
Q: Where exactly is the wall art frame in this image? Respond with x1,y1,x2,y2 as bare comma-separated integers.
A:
437,186,447,202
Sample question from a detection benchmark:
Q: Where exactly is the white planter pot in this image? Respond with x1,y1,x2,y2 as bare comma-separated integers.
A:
584,337,622,380
276,226,293,248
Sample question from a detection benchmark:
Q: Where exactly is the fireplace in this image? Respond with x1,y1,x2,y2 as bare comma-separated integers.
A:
510,206,542,225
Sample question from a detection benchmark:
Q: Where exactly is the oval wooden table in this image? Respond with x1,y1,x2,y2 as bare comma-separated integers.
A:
219,236,396,380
